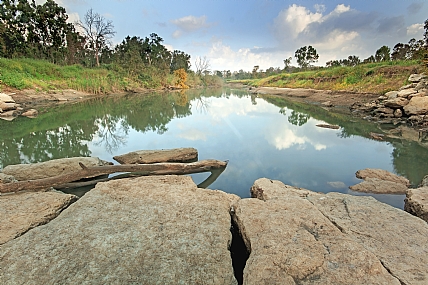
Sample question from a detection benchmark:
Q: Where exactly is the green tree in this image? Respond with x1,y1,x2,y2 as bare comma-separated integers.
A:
375,45,391,62
283,56,292,71
76,8,116,67
294,46,319,69
391,43,410,60
170,50,191,73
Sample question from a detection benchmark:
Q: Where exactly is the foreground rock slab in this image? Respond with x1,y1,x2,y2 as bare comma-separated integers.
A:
0,176,239,285
234,178,428,285
349,177,408,194
233,179,400,285
1,157,112,180
355,168,410,186
113,147,198,164
405,187,428,222
0,191,78,245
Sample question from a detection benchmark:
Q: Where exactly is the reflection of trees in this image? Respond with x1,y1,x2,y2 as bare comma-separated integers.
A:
288,110,310,126
93,115,129,154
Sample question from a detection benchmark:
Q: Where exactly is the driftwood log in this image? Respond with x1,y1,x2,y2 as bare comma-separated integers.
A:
0,159,227,194
316,124,340,130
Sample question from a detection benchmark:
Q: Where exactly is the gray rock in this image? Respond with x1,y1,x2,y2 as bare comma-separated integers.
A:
0,102,16,112
404,96,428,115
0,173,17,183
0,191,78,245
233,179,402,285
349,177,408,194
0,176,239,285
419,174,428,187
113,147,198,164
384,97,409,108
0,93,15,103
385,91,398,99
398,84,414,91
378,95,387,100
409,74,427,82
373,107,394,114
355,168,410,186
405,187,428,222
415,80,428,91
2,157,112,180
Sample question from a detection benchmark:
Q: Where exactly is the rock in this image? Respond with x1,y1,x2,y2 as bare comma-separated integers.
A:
378,95,387,100
0,176,238,285
373,107,394,114
0,101,17,112
398,84,415,91
385,91,398,99
355,168,410,186
0,191,78,245
0,173,17,183
409,74,427,82
404,96,428,115
349,177,408,194
419,174,428,187
113,147,198,164
415,80,428,91
393,109,403,118
0,93,15,103
321,100,333,107
369,132,384,140
21,109,38,117
2,157,113,181
397,88,417,98
233,178,404,284
405,187,428,222
308,191,428,285
384,97,409,108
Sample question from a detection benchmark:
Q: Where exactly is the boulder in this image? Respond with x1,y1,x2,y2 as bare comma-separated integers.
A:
2,157,112,181
404,96,428,115
405,187,428,222
397,88,417,98
0,176,239,285
0,93,15,103
0,173,17,183
398,84,414,91
232,179,409,285
0,191,78,245
393,109,403,118
384,97,409,108
113,147,198,164
239,178,428,285
355,168,410,186
409,74,427,82
21,109,38,117
419,174,428,187
0,101,17,112
373,107,394,114
349,177,408,194
385,91,398,99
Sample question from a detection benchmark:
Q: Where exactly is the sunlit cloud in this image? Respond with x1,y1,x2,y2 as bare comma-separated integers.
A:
407,23,424,36
171,15,213,38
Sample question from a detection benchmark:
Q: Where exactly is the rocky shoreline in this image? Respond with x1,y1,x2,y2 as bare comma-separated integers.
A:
1,153,428,284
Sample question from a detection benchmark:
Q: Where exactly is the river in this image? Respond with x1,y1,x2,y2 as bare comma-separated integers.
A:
2,87,428,209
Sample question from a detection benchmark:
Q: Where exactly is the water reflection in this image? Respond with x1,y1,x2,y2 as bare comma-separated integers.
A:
1,88,428,209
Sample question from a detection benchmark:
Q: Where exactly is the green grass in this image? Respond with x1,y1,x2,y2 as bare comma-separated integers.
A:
240,60,425,94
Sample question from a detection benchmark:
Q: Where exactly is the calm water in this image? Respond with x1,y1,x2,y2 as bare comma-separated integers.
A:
2,88,428,209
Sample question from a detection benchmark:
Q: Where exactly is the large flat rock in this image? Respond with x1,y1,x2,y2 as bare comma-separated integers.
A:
405,187,428,222
0,175,239,285
355,168,410,186
235,178,428,285
0,191,78,245
113,148,198,164
349,177,409,194
2,157,112,180
233,179,401,285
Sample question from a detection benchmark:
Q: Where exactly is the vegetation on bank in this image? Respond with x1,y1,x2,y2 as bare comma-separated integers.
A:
0,58,223,94
233,60,425,94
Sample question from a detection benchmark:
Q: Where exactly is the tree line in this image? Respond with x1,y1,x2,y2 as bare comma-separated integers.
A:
0,0,200,87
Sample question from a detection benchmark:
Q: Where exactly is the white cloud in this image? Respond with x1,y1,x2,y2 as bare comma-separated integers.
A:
407,23,424,36
171,15,212,38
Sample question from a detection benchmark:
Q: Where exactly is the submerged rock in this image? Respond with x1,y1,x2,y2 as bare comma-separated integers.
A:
0,191,78,245
234,178,428,285
405,187,428,222
0,176,238,285
2,157,112,180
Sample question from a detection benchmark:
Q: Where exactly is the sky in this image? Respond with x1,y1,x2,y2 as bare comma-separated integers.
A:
37,0,427,72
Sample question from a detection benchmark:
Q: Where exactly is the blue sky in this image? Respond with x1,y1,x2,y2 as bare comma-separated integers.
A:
41,0,427,72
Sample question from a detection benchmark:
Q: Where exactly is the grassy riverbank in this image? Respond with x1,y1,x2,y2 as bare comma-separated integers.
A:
237,60,425,94
0,58,222,94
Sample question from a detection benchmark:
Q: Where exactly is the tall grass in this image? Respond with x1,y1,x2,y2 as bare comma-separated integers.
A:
245,60,424,94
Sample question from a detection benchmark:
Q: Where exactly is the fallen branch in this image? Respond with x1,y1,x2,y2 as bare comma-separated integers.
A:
0,160,228,194
316,124,340,130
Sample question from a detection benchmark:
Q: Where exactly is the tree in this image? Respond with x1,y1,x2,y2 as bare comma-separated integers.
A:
391,43,410,60
424,18,428,46
252,65,259,78
363,55,376,63
76,8,116,66
375,45,391,62
283,56,292,70
195,56,210,76
170,50,191,73
294,46,319,69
